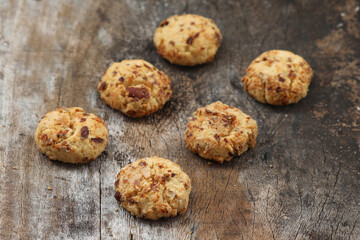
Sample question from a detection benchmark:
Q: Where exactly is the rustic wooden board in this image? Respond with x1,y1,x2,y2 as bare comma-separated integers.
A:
0,0,359,239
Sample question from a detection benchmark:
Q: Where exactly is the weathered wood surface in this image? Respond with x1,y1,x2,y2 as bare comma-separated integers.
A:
0,0,359,239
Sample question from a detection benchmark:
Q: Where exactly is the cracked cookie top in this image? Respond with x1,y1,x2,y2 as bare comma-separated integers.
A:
154,14,222,66
185,101,257,163
98,59,172,118
114,157,191,220
34,107,108,163
242,50,313,105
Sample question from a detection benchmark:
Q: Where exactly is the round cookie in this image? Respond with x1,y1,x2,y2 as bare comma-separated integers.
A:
114,157,191,220
153,14,222,66
242,50,313,105
35,107,108,164
185,101,258,163
98,60,172,118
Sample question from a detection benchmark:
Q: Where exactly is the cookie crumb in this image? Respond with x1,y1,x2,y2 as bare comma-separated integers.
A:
48,187,52,190
336,23,344,28
12,166,18,170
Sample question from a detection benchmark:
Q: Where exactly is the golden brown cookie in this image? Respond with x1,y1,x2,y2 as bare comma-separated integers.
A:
114,157,191,220
154,14,222,66
185,101,257,163
34,107,108,164
98,60,172,118
242,50,313,105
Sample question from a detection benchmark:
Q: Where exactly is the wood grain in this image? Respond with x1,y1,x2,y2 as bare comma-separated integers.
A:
0,0,359,239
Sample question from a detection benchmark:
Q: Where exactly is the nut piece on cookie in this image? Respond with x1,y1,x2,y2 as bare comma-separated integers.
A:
242,50,313,105
114,157,191,220
185,101,258,163
98,59,172,118
154,14,222,66
34,107,108,164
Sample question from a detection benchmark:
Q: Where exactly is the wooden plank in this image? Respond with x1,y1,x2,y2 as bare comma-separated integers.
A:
1,0,359,239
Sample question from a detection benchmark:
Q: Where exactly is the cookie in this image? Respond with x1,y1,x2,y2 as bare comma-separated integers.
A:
242,50,313,105
114,157,191,220
185,101,257,163
154,14,222,66
98,60,172,118
34,107,108,164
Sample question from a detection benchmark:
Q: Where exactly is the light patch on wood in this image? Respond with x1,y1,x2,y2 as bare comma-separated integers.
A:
98,27,113,47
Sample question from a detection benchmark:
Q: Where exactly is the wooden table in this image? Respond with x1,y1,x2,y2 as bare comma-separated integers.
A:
1,0,359,239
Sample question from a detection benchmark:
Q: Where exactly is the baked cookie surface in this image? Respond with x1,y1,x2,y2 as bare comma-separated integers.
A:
34,107,108,164
185,101,257,163
242,50,313,105
114,157,191,220
154,14,222,66
98,60,172,118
